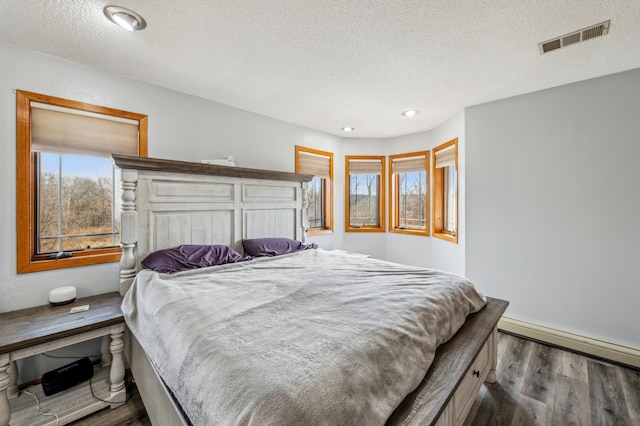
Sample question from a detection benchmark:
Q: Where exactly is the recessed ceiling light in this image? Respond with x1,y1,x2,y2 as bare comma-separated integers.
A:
103,6,147,31
401,110,420,117
341,127,355,132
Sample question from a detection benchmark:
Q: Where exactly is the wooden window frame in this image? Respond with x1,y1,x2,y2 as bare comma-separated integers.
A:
16,90,148,273
389,150,430,236
345,155,386,233
295,146,334,236
432,138,458,244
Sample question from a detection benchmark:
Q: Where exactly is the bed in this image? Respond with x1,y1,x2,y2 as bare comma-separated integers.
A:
112,154,508,426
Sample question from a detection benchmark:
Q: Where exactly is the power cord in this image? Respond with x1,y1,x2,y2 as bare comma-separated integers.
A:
23,388,59,425
89,374,131,404
20,367,130,424
88,377,113,403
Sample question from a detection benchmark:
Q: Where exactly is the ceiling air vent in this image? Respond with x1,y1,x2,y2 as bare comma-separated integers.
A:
539,20,610,54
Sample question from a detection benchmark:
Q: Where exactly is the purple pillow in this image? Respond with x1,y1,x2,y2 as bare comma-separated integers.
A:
242,238,318,257
141,245,250,274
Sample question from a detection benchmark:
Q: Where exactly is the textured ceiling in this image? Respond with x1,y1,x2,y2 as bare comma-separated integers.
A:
1,1,640,138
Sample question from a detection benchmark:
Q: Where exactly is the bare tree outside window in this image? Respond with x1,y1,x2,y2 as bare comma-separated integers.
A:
306,177,325,229
346,155,385,232
398,171,426,228
389,151,429,236
349,174,380,227
36,153,120,254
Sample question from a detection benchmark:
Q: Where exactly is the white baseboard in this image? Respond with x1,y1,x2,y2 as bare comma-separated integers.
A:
498,316,640,369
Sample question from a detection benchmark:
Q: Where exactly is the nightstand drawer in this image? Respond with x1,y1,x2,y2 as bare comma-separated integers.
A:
455,340,489,422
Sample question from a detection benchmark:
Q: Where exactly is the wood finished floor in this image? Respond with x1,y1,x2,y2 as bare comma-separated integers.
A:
463,332,640,426
70,332,639,426
69,372,150,426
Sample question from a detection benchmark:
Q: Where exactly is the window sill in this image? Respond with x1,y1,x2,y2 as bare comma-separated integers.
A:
345,227,386,233
18,250,122,274
432,232,458,244
306,228,334,237
390,228,430,237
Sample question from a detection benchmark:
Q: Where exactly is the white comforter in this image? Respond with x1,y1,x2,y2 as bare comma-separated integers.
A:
122,249,486,425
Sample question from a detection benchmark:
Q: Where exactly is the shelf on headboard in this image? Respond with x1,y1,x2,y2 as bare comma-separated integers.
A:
112,154,314,183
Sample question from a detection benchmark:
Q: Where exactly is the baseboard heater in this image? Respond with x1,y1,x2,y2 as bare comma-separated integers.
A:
498,316,640,369
42,357,94,396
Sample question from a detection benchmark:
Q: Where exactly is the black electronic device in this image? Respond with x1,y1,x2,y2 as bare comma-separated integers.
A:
41,357,94,396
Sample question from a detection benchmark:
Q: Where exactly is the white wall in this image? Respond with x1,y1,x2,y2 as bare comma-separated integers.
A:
389,111,466,274
0,43,343,313
465,68,640,349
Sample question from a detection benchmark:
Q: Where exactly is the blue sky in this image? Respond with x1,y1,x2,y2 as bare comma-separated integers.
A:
41,153,113,178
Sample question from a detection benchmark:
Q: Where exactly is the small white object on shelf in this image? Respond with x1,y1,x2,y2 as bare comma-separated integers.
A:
48,286,77,306
69,304,90,314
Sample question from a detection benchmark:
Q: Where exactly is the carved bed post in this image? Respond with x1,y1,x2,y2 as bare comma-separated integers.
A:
6,363,17,400
109,324,126,406
0,354,10,426
485,327,498,384
120,168,138,296
300,181,308,243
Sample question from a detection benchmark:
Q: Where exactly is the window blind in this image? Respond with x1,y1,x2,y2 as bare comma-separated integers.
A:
434,145,456,168
298,151,331,178
348,159,382,175
392,155,427,174
30,102,139,156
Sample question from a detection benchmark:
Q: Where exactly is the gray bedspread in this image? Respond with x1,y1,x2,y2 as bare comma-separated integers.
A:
122,249,486,425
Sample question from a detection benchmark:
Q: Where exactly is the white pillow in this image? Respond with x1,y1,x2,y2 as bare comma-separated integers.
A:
199,155,235,166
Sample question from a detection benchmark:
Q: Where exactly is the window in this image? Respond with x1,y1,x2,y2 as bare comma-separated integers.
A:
16,90,148,273
389,151,430,236
432,138,458,243
295,146,334,235
345,156,386,232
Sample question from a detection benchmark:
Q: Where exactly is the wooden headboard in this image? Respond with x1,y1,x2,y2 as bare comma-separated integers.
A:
113,154,313,295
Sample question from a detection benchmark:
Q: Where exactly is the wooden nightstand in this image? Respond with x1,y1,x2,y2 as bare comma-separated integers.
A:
0,292,125,426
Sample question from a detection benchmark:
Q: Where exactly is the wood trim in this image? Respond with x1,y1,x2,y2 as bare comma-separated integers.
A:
498,316,640,369
15,90,148,273
305,228,334,237
20,250,123,274
16,91,32,274
138,116,149,157
345,155,386,232
433,231,458,244
388,150,430,236
295,145,334,234
431,138,459,244
14,91,148,122
390,228,431,237
432,166,446,239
